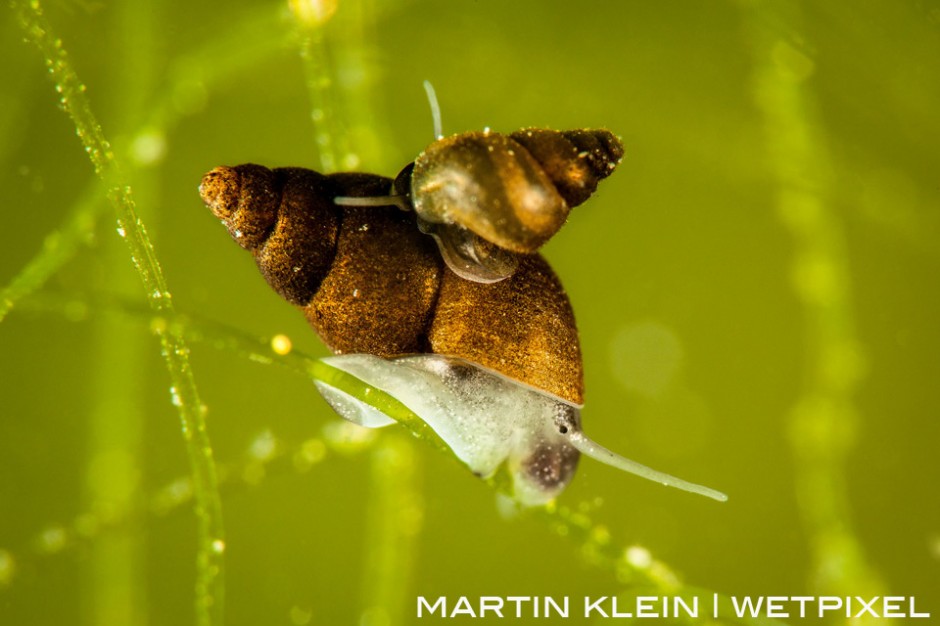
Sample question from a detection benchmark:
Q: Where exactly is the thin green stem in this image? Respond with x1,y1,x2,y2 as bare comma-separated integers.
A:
740,2,889,622
13,2,225,625
0,177,105,323
330,0,390,171
80,1,159,623
291,11,347,172
358,435,421,626
0,6,286,326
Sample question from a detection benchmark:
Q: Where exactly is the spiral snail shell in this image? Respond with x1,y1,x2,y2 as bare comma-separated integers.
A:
199,151,725,505
337,127,624,283
200,164,582,404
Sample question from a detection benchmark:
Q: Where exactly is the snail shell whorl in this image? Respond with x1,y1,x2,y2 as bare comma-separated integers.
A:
200,165,342,305
409,131,570,254
200,164,280,251
306,196,443,357
508,128,624,209
429,254,584,405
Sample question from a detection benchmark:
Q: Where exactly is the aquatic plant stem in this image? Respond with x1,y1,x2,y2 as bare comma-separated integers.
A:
0,178,104,323
359,435,422,626
291,10,345,172
0,7,286,327
13,3,225,625
81,1,160,623
740,1,890,620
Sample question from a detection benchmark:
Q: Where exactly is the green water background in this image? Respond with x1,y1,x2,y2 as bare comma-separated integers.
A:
1,1,938,624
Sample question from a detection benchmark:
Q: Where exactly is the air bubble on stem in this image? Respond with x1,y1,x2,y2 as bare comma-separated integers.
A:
169,386,182,407
625,545,652,569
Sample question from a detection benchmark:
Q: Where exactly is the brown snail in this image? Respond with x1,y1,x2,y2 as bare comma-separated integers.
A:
336,127,624,283
199,156,725,505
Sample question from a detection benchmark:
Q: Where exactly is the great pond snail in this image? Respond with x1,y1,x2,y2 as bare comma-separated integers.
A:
199,131,726,506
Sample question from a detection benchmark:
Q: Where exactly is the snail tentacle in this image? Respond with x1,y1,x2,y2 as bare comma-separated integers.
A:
565,430,728,502
334,194,411,212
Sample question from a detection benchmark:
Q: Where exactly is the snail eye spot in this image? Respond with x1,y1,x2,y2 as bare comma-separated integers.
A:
558,425,568,434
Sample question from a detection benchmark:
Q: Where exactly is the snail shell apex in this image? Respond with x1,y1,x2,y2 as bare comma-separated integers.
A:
508,128,625,208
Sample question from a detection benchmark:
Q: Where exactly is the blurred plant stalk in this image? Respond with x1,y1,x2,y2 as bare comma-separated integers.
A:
741,2,891,623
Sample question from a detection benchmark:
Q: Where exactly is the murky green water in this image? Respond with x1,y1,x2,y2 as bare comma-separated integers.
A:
2,1,938,624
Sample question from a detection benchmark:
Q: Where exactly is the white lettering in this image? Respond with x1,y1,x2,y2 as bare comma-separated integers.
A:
854,596,880,618
883,596,905,618
765,596,789,618
610,596,633,618
451,596,475,617
636,596,657,618
910,596,931,618
419,594,930,620
505,596,529,618
544,596,569,618
790,596,813,618
818,596,843,617
417,596,446,617
731,596,764,618
585,596,609,618
674,595,699,618
479,596,503,618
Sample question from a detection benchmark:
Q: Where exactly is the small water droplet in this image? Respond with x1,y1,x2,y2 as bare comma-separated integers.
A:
169,386,182,407
271,334,292,355
131,129,167,165
249,430,278,461
211,539,226,554
293,438,327,471
625,545,652,569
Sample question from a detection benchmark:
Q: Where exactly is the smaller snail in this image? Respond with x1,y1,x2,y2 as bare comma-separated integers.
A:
335,83,624,282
